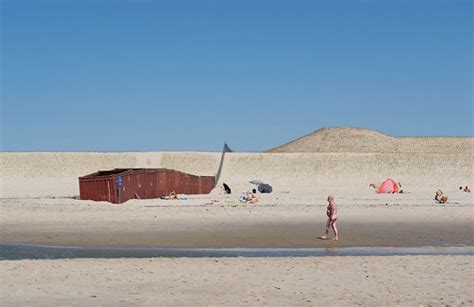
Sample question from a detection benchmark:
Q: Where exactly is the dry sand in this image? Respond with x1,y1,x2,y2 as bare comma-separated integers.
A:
1,129,473,305
1,151,472,198
1,256,472,306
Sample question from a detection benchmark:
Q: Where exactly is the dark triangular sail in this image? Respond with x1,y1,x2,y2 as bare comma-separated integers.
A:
215,142,232,186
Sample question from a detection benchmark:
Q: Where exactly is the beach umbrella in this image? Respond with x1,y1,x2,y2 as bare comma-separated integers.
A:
249,179,264,185
258,183,273,193
373,178,400,193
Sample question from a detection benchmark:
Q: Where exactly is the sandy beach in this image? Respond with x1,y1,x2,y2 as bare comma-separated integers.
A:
1,130,473,305
1,256,473,306
3,0,474,303
1,193,473,248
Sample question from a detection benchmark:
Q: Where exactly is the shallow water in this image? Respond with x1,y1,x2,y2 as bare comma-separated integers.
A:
1,243,473,260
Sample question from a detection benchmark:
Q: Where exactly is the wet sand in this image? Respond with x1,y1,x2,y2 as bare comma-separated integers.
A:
2,220,473,248
1,195,473,248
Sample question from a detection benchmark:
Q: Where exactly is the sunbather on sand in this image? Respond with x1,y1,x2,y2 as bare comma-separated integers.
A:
247,193,258,204
369,183,381,192
319,195,339,241
464,186,471,193
165,191,178,200
222,183,232,194
239,192,248,203
435,190,448,204
239,192,258,204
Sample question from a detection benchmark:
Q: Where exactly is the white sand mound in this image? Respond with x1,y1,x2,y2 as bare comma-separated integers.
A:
269,127,474,153
1,151,472,198
1,127,472,198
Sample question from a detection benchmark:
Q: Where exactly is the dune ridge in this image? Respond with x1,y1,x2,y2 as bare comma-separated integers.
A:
268,127,473,153
1,151,472,198
1,128,472,198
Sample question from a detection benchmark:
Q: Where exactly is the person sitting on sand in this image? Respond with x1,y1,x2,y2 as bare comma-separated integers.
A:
223,183,232,194
239,192,249,203
435,190,448,204
239,191,258,204
247,193,258,204
165,191,178,200
463,186,471,193
369,183,381,192
319,195,339,241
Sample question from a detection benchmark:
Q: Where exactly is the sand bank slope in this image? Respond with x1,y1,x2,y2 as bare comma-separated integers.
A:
1,128,472,197
269,127,474,153
1,150,472,197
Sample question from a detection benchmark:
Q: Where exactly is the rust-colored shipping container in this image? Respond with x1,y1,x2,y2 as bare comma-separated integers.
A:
183,174,190,194
174,171,183,194
79,168,215,204
201,176,214,195
156,169,168,196
197,177,204,194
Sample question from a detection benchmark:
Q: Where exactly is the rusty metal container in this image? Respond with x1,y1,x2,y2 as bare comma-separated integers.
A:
183,174,190,194
174,171,183,194
197,177,204,194
156,169,168,196
79,168,215,204
201,176,213,195
189,175,197,194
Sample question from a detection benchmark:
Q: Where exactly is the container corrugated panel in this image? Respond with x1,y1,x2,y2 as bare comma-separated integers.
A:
183,175,190,194
174,171,183,194
122,172,133,201
81,177,112,202
189,175,196,194
130,171,141,200
192,175,199,194
197,177,204,194
145,170,156,199
200,177,208,194
166,170,174,195
156,169,167,196
200,177,211,194
136,171,147,199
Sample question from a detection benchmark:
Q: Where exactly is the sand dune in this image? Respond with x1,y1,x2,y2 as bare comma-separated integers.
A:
268,127,473,153
1,151,472,198
0,128,472,198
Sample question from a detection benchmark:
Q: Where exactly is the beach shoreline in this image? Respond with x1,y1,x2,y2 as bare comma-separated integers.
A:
2,220,473,248
1,195,473,248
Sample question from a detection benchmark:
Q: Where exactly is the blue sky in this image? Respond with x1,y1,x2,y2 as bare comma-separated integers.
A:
1,0,472,152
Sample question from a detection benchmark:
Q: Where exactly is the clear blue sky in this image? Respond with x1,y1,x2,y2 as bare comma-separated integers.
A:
1,0,472,152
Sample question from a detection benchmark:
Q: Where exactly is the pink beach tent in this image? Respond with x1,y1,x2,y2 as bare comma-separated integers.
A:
376,179,400,193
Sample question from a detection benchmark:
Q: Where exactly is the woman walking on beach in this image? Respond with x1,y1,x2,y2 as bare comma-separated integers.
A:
320,195,339,241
